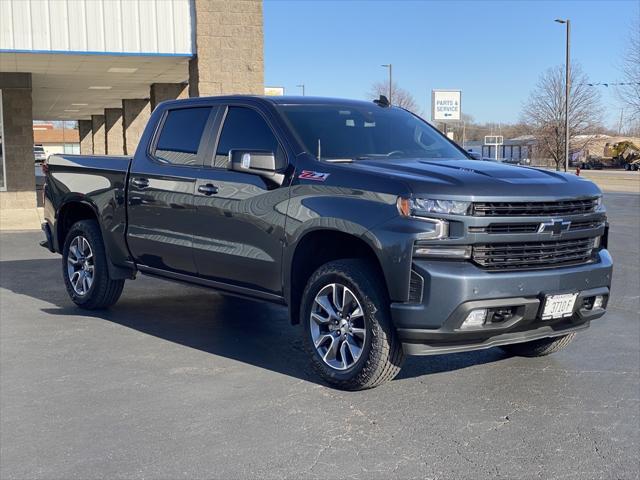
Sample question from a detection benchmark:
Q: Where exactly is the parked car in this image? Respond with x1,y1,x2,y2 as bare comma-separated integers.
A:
34,144,46,164
41,96,612,390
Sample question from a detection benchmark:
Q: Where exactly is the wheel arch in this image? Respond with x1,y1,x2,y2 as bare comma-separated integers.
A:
56,199,100,252
285,227,387,325
56,199,134,280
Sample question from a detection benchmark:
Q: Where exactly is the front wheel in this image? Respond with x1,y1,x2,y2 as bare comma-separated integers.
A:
301,259,404,390
500,333,575,357
62,220,125,309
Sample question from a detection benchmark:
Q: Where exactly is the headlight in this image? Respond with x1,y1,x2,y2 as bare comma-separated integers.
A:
595,196,603,209
397,197,471,217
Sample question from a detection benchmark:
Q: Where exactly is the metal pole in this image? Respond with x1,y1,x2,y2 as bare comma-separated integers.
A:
564,20,571,172
297,84,305,96
389,64,392,105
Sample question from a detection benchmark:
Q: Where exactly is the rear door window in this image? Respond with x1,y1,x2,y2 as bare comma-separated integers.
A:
153,107,212,166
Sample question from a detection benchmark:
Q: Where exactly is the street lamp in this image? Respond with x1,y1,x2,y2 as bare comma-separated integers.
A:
296,84,305,96
555,18,571,172
381,64,392,104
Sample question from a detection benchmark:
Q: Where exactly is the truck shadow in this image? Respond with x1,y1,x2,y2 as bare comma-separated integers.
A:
1,258,508,387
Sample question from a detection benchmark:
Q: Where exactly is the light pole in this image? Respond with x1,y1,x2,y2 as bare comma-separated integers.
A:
555,18,570,172
296,84,305,96
381,64,392,104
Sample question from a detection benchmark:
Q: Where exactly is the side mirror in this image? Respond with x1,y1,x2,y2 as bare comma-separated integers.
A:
229,150,284,185
467,150,482,160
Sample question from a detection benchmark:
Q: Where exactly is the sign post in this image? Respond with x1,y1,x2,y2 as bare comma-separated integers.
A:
432,90,462,123
432,90,462,141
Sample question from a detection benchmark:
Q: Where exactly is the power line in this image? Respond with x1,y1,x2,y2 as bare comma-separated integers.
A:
579,82,640,87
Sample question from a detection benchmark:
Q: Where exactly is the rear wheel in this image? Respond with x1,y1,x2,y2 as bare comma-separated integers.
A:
62,220,125,309
301,259,404,390
500,333,575,357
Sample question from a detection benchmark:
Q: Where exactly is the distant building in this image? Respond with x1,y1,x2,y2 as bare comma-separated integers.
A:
33,124,80,156
482,135,537,163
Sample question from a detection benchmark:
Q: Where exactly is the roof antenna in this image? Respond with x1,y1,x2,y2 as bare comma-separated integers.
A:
317,138,321,161
373,95,390,107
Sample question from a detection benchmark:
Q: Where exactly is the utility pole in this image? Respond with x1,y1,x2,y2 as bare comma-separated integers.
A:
555,18,571,172
618,108,624,135
296,84,305,96
381,64,392,104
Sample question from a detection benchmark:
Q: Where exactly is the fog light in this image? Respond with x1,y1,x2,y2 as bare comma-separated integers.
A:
461,309,487,329
593,295,604,309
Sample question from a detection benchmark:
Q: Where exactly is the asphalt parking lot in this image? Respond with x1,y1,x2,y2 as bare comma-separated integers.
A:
1,192,638,479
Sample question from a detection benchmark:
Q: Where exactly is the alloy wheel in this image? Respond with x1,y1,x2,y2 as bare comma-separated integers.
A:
67,236,95,296
309,283,367,371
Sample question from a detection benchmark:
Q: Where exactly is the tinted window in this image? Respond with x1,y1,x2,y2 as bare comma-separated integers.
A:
214,107,280,168
279,105,466,161
154,107,212,165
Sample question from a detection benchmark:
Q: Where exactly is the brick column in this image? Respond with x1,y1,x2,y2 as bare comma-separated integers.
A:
122,99,150,155
104,108,124,155
150,83,188,111
0,73,36,210
189,0,264,97
91,115,106,155
78,120,92,154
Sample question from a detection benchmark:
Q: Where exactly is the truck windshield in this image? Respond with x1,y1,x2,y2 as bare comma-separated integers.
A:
278,104,467,161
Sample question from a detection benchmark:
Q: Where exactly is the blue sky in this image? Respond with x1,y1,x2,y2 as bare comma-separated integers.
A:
264,0,638,127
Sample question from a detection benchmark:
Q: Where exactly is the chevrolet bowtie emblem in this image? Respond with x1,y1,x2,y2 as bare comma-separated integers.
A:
538,219,572,236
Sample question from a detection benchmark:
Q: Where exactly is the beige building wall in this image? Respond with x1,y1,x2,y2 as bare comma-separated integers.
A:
105,108,124,155
0,73,36,209
150,83,188,111
122,99,150,155
91,115,106,155
189,0,264,97
78,120,92,154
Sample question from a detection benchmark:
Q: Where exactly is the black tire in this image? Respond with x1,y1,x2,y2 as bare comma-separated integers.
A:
62,220,125,309
301,259,404,390
624,163,631,171
500,333,575,357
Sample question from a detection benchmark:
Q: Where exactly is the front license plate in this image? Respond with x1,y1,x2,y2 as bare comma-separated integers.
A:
542,293,579,320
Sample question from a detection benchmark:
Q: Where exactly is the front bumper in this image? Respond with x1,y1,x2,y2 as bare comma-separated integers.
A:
391,249,613,355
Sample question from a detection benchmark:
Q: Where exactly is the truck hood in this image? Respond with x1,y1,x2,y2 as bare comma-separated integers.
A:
346,158,601,200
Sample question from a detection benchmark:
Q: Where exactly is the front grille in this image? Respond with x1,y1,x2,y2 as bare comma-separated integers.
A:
469,223,539,234
472,198,598,217
469,219,605,234
472,238,596,270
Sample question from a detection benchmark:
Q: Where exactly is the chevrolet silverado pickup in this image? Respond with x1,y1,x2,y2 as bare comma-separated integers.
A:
41,96,613,390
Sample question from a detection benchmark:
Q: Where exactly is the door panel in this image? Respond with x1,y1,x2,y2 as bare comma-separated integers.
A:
126,105,217,275
127,166,198,274
192,169,290,294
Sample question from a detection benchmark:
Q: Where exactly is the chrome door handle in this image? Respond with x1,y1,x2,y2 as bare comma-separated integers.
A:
197,184,219,195
131,177,149,189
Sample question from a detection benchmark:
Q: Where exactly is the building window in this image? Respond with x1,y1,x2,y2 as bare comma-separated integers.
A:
0,90,6,191
64,143,80,154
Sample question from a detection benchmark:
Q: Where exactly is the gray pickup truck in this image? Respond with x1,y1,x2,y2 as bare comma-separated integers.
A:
41,96,613,390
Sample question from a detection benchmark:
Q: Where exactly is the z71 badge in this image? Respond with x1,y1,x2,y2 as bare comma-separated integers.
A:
298,170,330,182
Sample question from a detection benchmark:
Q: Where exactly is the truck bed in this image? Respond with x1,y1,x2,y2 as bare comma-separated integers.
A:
43,154,133,270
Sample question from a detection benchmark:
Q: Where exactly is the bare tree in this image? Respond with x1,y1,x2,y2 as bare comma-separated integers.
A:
617,18,640,123
367,81,419,113
521,64,603,170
